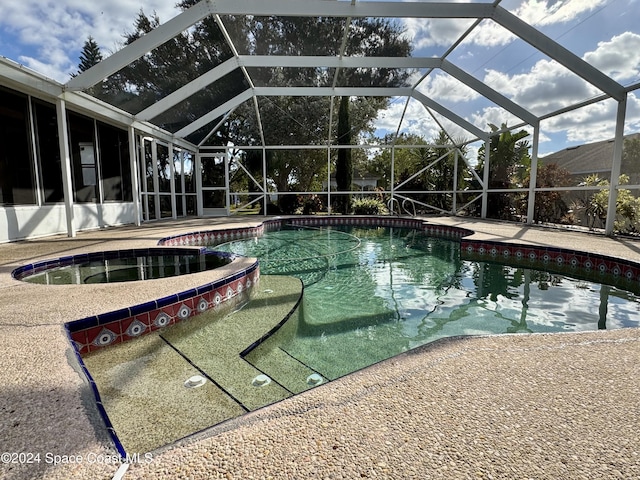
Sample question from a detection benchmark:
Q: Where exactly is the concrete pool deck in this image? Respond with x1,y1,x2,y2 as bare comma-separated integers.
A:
0,216,639,479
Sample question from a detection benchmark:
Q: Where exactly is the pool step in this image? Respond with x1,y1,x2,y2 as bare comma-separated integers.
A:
161,275,303,411
81,331,246,453
81,275,304,453
245,345,325,394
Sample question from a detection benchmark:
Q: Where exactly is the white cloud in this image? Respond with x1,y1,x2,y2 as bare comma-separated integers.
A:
483,59,599,115
375,97,478,143
542,99,618,142
517,0,606,27
415,72,481,103
0,0,182,82
542,93,640,144
474,28,640,148
404,17,476,51
465,19,516,48
583,32,640,82
470,106,527,133
466,0,608,48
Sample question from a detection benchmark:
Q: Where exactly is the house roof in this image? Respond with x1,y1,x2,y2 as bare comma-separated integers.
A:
541,133,640,177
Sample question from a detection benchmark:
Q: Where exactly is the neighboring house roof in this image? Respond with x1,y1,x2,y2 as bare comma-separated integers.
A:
541,133,640,177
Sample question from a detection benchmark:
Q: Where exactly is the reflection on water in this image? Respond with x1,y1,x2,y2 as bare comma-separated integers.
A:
214,225,640,380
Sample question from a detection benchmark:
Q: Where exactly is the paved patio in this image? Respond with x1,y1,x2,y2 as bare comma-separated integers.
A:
1,216,639,479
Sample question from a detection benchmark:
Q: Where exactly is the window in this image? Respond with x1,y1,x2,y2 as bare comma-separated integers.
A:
98,122,132,202
67,112,98,202
33,100,64,203
0,87,36,205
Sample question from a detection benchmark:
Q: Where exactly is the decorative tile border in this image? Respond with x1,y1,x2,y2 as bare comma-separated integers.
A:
461,239,640,290
159,224,268,247
158,216,474,247
11,247,224,281
66,263,259,355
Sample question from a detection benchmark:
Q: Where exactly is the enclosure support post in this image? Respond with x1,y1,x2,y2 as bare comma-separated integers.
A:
481,138,490,218
325,146,332,214
56,97,76,238
195,152,203,217
526,125,540,224
605,95,627,236
390,145,396,214
452,149,458,214
150,140,161,219
128,126,141,226
169,143,177,219
262,147,268,214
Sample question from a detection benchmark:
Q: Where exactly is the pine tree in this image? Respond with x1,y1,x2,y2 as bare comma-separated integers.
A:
72,36,103,77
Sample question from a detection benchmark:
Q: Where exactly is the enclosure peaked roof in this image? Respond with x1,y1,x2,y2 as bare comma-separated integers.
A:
63,0,628,147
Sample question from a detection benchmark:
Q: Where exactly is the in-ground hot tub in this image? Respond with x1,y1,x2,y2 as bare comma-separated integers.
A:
12,247,236,285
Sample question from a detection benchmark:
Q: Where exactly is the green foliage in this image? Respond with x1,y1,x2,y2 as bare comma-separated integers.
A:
351,197,388,215
71,36,105,96
622,136,640,184
74,36,103,75
366,130,471,213
334,96,353,214
475,123,531,220
521,163,572,224
302,195,324,214
582,174,640,234
278,194,301,214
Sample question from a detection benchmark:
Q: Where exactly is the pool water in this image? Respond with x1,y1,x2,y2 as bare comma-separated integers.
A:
20,252,232,284
80,224,640,453
214,225,640,381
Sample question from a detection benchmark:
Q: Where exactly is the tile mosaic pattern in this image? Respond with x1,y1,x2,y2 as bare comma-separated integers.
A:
159,224,269,247
11,247,211,281
462,239,640,289
158,216,474,248
67,265,259,355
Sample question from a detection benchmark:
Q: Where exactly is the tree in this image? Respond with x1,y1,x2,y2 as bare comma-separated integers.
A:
522,163,572,224
170,5,413,198
335,96,352,214
475,123,531,220
73,36,103,75
622,135,640,185
582,174,640,234
71,36,104,96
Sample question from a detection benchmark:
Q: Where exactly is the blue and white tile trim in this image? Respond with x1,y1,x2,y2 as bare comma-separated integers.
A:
462,238,640,288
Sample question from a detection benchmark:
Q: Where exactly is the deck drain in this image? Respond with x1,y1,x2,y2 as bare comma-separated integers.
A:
306,373,323,386
184,375,206,388
252,374,271,387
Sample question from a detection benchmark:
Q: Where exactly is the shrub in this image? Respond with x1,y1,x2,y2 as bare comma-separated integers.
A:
278,194,301,214
351,197,388,215
302,195,324,214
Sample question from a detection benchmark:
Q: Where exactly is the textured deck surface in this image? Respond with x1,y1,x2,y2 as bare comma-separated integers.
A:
0,216,639,480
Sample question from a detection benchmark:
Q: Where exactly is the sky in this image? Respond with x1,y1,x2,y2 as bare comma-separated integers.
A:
0,0,639,157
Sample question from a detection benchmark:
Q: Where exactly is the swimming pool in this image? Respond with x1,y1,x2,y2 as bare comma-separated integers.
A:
77,219,640,453
214,225,640,381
